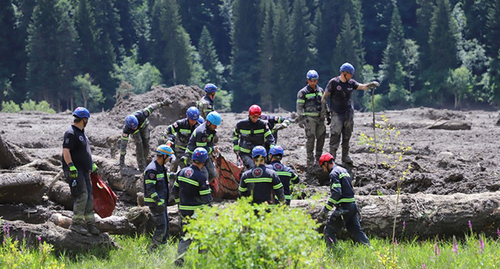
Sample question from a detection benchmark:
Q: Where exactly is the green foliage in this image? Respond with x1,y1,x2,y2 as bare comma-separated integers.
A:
446,66,474,109
361,92,387,112
112,50,162,95
183,198,322,268
1,100,21,113
198,26,226,86
2,99,55,113
214,88,233,113
72,74,105,111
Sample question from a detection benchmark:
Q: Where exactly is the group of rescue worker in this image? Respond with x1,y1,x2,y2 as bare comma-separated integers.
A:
61,62,378,264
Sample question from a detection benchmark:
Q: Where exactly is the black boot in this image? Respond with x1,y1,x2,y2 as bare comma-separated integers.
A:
70,219,89,235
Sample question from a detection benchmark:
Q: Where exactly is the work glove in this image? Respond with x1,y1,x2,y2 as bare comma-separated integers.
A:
368,81,380,89
319,207,329,222
273,123,287,131
180,156,189,166
160,99,171,107
68,163,78,179
326,117,331,125
92,163,98,173
152,203,165,214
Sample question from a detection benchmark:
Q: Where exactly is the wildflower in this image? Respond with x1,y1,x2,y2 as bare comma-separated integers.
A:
38,236,43,252
453,240,459,254
479,236,485,253
402,221,406,230
434,243,440,256
394,238,398,246
328,237,334,243
422,263,426,269
497,228,500,238
468,220,472,230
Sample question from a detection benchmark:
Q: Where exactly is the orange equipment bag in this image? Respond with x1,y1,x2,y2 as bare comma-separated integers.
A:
91,172,117,218
210,153,243,199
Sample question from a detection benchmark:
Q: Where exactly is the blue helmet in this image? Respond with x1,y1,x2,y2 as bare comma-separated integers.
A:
73,107,90,119
269,145,284,156
197,116,205,124
156,144,174,156
306,70,319,81
206,111,221,126
340,63,355,74
186,106,200,121
252,146,267,158
192,147,209,163
125,115,139,129
204,83,218,93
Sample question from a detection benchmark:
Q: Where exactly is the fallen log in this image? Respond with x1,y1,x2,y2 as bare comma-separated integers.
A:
0,134,31,169
1,220,118,253
291,191,500,239
0,173,47,205
426,120,472,130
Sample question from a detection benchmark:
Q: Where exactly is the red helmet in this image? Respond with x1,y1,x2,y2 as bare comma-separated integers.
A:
319,153,335,166
248,105,262,117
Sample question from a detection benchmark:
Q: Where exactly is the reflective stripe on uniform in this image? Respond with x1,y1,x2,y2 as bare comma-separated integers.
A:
273,182,283,190
244,177,273,183
328,197,355,204
199,189,211,195
178,176,199,186
179,204,203,211
238,186,248,192
276,171,292,177
331,183,341,188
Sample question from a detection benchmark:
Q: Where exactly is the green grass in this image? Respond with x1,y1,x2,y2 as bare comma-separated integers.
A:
2,233,500,268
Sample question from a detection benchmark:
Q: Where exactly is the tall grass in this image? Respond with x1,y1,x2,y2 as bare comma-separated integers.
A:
2,223,500,268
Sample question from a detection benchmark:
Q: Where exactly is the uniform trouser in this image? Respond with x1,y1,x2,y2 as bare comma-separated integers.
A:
133,127,150,171
329,110,354,158
177,211,194,258
149,205,169,244
304,117,326,165
170,146,187,172
65,169,95,224
201,156,217,182
240,153,255,170
323,203,370,247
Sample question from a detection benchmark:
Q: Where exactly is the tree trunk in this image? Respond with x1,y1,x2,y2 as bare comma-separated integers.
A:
292,191,500,239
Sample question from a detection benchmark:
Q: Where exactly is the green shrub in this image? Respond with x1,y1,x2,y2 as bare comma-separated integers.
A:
21,99,37,111
183,198,323,268
214,88,233,112
20,100,56,114
1,100,21,113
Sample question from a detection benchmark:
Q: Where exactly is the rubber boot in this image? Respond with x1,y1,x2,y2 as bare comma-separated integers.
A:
70,219,89,235
86,221,100,235
341,151,353,164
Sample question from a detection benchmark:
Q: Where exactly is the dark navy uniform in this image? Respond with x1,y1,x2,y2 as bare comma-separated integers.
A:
233,119,275,169
238,164,285,205
120,103,161,170
260,114,291,153
197,95,214,119
325,77,360,161
323,165,369,247
185,122,218,181
160,118,200,172
62,125,94,223
267,161,299,205
143,159,169,245
296,85,327,166
172,164,212,257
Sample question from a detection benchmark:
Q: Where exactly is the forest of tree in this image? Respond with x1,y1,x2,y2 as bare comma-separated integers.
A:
1,0,499,112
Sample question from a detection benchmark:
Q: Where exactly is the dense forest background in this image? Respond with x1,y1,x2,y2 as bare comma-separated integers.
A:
1,0,499,113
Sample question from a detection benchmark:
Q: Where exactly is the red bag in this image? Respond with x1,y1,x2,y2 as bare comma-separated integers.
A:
91,172,117,218
211,153,243,199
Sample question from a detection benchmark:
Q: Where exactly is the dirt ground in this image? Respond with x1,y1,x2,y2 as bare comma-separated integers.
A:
1,85,500,200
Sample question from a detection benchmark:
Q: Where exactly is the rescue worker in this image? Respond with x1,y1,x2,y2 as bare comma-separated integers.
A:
143,144,174,250
322,63,379,164
197,83,217,119
62,107,100,235
260,114,291,152
318,152,370,248
267,145,299,206
238,146,285,205
119,100,170,171
172,147,212,266
296,70,328,168
159,106,202,172
233,105,275,170
183,111,221,182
